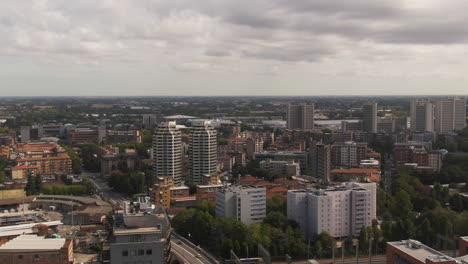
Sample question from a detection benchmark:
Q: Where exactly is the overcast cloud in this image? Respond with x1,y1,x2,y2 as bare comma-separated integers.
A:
0,0,467,96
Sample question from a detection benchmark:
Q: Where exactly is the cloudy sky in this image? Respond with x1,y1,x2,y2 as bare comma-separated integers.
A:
1,0,467,96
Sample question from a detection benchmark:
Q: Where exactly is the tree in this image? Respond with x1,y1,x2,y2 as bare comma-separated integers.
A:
359,226,369,253
32,224,48,236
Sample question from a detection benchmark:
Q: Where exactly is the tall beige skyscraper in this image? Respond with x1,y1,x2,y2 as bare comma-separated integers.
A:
287,103,314,130
189,120,217,185
362,103,378,133
153,121,183,186
435,97,466,133
410,100,434,132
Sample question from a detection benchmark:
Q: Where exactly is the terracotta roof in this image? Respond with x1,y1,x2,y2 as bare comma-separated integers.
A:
17,155,71,162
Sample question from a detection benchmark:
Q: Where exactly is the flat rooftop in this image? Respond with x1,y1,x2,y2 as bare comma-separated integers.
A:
0,234,66,251
113,226,160,236
388,240,454,263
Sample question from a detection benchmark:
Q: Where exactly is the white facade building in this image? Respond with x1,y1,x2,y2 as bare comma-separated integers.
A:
287,182,376,238
189,120,217,185
152,121,183,186
435,97,466,133
216,185,266,226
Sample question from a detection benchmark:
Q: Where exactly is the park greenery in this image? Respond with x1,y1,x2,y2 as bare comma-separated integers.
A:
42,177,95,196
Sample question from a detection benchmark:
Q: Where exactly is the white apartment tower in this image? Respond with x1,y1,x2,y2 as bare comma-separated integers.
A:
287,104,314,130
362,103,378,133
216,185,267,226
410,100,434,132
153,122,183,186
287,183,376,239
435,97,466,133
189,121,217,185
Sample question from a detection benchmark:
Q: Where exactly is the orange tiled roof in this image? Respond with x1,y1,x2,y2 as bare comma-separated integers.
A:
17,155,71,162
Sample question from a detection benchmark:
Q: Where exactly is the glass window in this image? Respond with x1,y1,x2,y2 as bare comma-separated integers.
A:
122,250,129,257
138,249,145,256
146,249,152,255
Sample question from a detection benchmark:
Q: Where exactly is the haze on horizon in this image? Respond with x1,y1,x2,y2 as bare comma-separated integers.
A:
0,0,467,96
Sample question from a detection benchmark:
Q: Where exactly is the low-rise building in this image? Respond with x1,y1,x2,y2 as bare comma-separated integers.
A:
387,240,458,264
110,202,171,264
0,234,73,264
259,159,300,176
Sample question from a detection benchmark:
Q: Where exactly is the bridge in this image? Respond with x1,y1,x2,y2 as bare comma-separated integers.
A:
169,231,219,264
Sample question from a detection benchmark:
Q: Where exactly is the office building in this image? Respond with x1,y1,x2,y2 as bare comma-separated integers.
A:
216,185,266,226
287,104,314,130
287,183,375,239
331,141,368,168
309,142,331,180
0,234,73,264
362,103,378,133
435,97,466,133
189,121,217,185
110,202,171,264
153,122,183,186
259,159,300,177
410,100,434,132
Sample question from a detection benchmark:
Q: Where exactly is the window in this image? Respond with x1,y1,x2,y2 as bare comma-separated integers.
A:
138,249,145,256
122,250,129,257
146,249,152,255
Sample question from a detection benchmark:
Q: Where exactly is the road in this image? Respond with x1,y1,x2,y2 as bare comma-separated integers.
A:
81,170,127,209
171,232,219,264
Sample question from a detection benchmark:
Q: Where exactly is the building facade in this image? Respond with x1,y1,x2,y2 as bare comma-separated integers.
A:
287,183,376,238
287,104,314,130
362,103,378,133
309,142,331,180
189,121,217,185
153,122,183,186
216,185,266,226
435,97,466,133
410,100,434,132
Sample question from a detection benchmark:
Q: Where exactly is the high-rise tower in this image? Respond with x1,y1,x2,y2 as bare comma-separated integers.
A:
435,97,466,133
189,121,217,185
287,104,314,130
153,121,183,186
410,100,434,132
362,103,378,133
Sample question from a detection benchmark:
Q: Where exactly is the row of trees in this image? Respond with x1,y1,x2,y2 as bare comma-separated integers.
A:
172,199,311,259
42,178,95,196
61,145,82,174
108,171,145,196
377,168,468,249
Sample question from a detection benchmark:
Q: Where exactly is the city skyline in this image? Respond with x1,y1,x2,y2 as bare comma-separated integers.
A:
1,0,467,96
